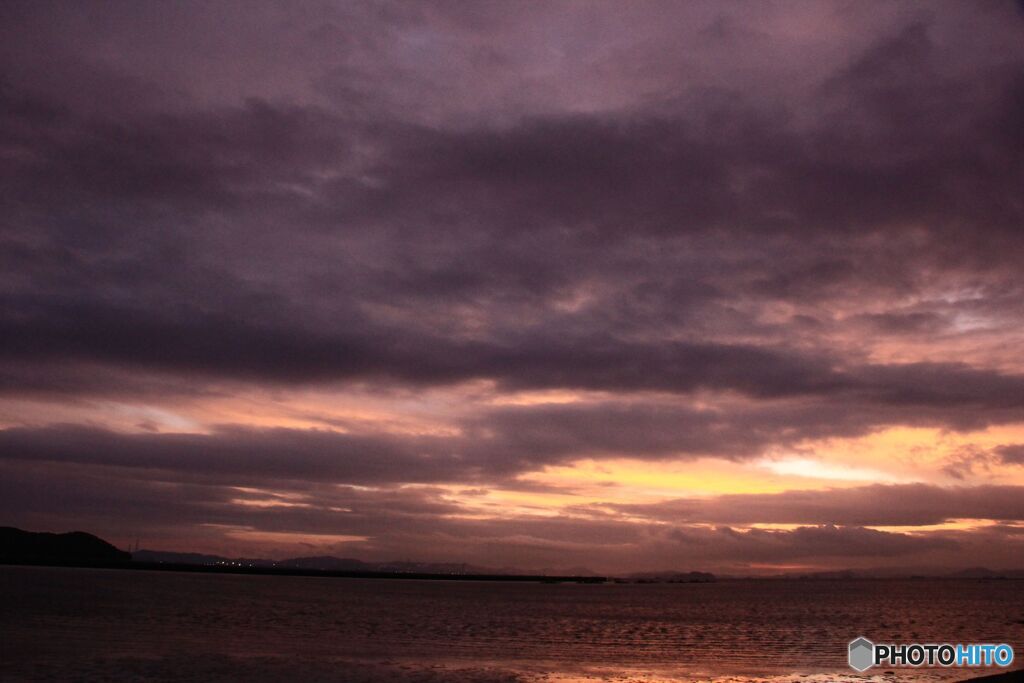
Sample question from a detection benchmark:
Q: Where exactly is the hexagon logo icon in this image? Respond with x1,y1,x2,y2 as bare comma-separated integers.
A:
849,636,875,672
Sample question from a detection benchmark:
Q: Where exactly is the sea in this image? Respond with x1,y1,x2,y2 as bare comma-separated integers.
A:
1,565,1022,682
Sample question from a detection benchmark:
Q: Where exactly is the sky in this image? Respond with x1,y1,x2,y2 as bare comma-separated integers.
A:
1,0,1023,575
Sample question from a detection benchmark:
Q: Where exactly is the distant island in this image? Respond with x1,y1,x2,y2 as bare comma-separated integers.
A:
0,526,131,565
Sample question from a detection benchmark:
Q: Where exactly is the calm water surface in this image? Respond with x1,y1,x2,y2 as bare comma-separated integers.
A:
1,566,1022,682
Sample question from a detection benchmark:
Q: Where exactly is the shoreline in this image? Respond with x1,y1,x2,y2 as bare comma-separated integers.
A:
0,559,607,583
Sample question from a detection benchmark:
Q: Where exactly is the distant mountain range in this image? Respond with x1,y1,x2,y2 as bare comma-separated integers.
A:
5,527,1023,581
131,549,600,577
132,549,487,574
2,528,601,578
0,526,130,564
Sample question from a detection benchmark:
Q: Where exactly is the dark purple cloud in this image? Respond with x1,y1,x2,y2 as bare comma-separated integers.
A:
995,444,1024,465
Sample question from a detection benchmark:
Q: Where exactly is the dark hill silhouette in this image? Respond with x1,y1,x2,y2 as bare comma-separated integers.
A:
1,527,609,581
0,527,130,565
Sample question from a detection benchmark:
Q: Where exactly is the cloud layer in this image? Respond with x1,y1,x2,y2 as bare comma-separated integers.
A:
1,0,1023,571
